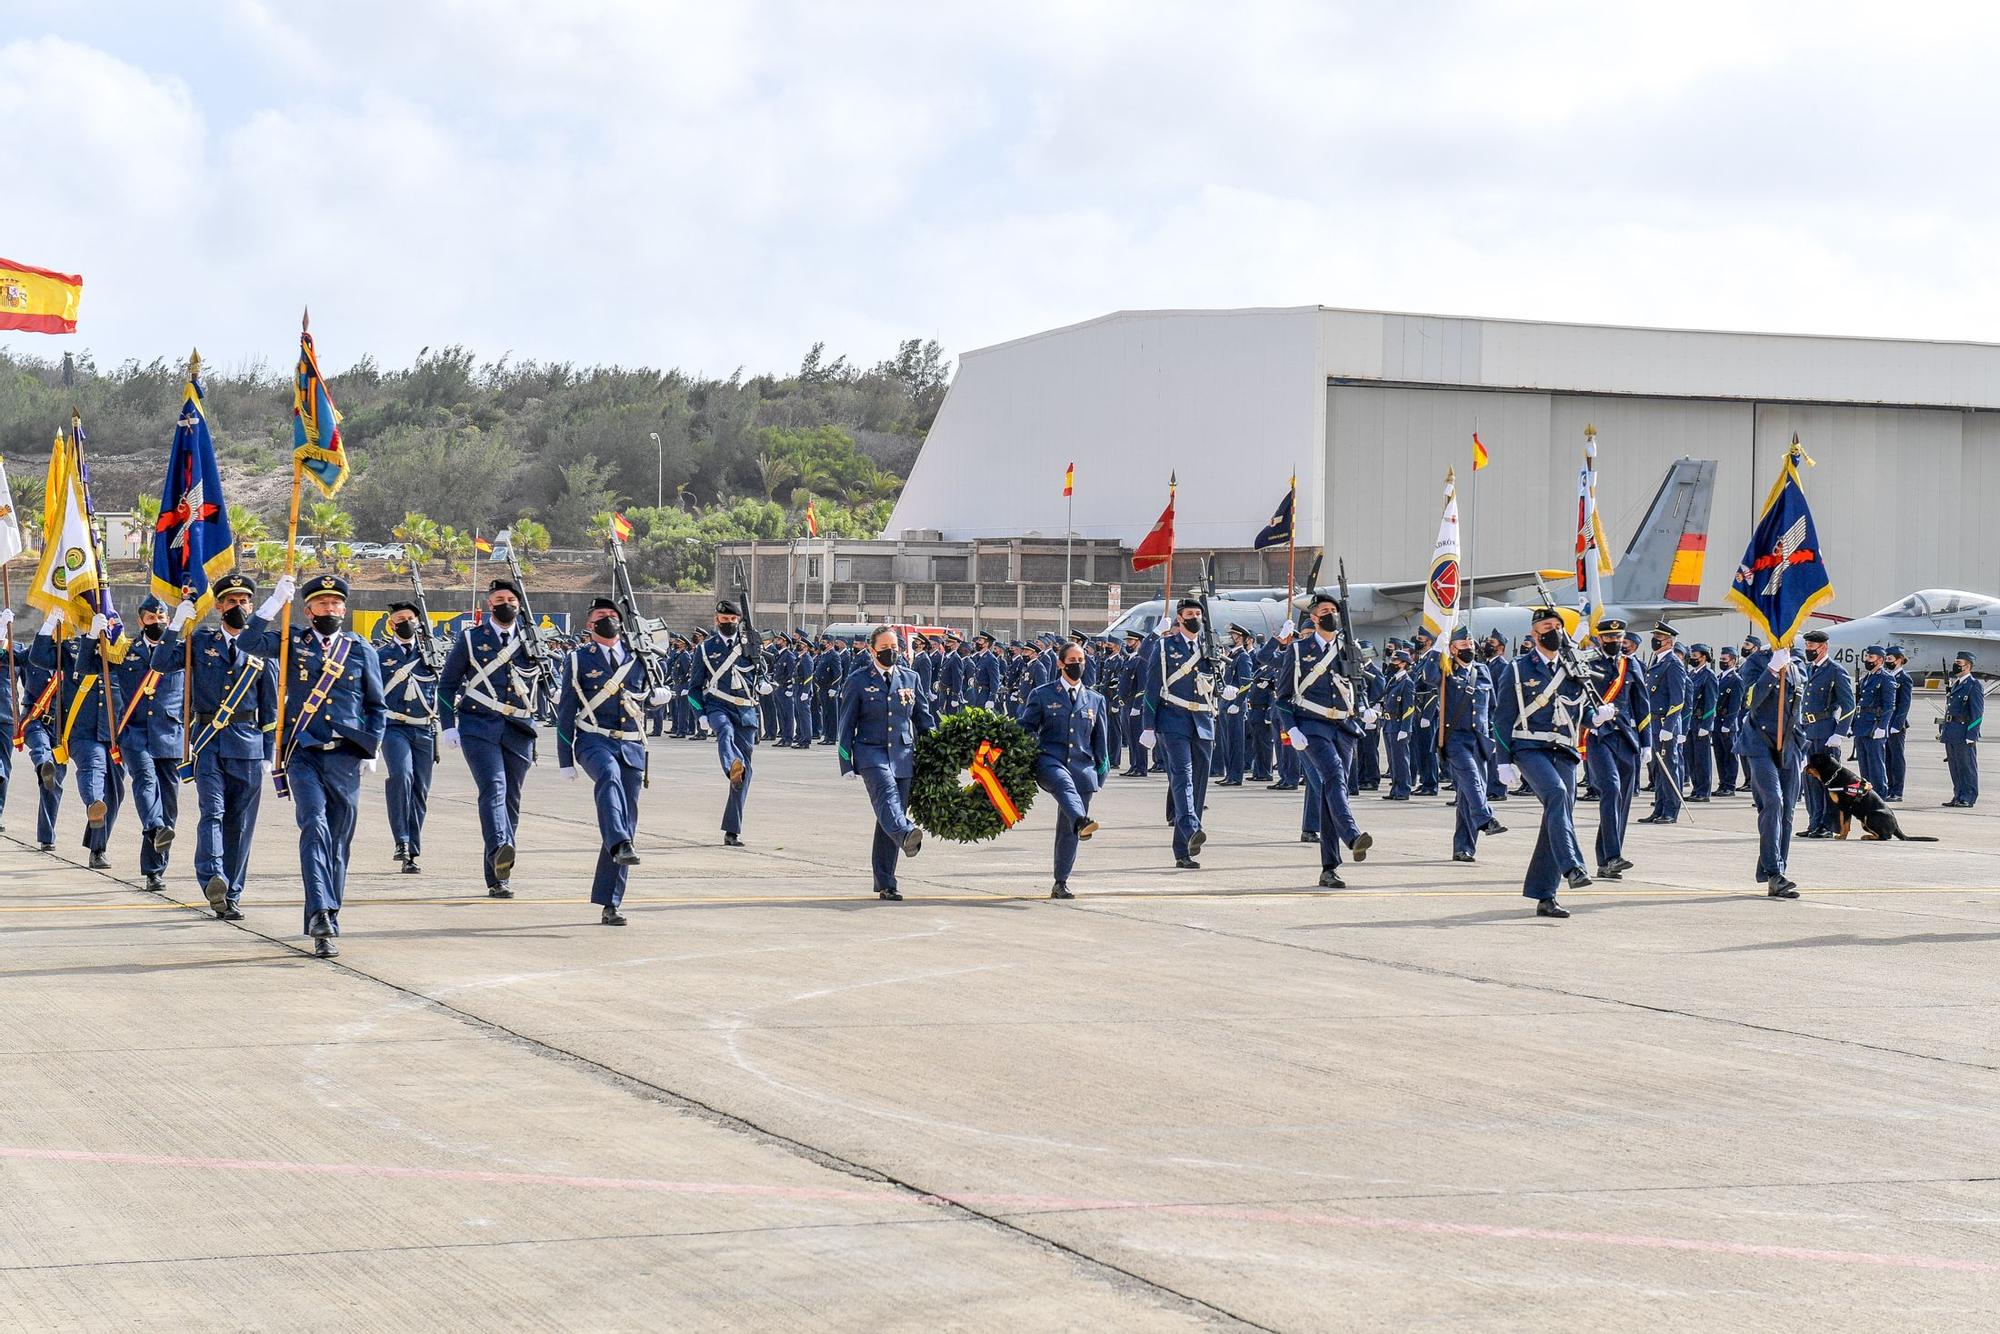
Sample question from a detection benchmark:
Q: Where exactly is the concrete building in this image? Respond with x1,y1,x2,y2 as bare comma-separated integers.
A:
887,306,2000,622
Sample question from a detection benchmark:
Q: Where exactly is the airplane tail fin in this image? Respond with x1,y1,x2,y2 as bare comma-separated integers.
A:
1608,457,1717,609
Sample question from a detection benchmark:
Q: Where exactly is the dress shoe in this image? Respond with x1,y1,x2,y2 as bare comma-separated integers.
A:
723,832,744,847
400,857,421,874
1299,832,1317,843
1175,858,1201,870
612,840,642,866
86,800,107,829
1318,868,1345,888
1797,829,1831,838
37,842,53,852
1349,832,1372,862
88,851,110,870
1942,800,1966,807
876,886,903,901
1050,881,1074,900
492,843,517,879
1451,852,1476,863
143,873,165,893
392,840,409,862
203,875,228,915
1687,795,1710,803
308,911,334,939
314,937,339,959
37,761,57,792
1563,867,1592,890
1480,820,1508,835
488,883,514,899
901,827,924,857
728,758,746,787
151,827,175,857
1766,876,1800,898
1594,866,1623,881
1381,793,1409,802
1536,899,1571,918
1075,820,1099,841
1609,857,1634,873
222,904,244,921
1187,829,1207,857
601,907,629,925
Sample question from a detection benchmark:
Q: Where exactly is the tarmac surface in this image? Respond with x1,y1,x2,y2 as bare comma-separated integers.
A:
1,728,1996,1331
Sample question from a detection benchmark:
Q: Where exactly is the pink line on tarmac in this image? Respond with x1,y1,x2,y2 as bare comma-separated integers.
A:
4,1145,1993,1276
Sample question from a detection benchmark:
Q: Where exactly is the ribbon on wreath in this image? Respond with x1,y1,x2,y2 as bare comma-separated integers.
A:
968,739,1022,829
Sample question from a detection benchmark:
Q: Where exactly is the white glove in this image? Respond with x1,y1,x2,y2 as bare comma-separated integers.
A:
1872,727,1887,739
1279,618,1297,640
1418,717,1432,728
1222,685,1240,701
1825,740,1843,761
1592,704,1617,725
170,599,197,631
255,591,287,620
648,686,672,707
1396,730,1410,741
442,726,461,749
1127,707,1140,718
1361,708,1380,726
1226,704,1240,715
88,613,108,639
38,605,63,633
560,766,578,782
757,680,774,695
1498,763,1520,787
0,609,12,632
1289,728,1310,751
1697,727,1711,737
1641,747,1653,769
1768,648,1792,669
1139,728,1156,749
1155,618,1172,636
364,756,379,775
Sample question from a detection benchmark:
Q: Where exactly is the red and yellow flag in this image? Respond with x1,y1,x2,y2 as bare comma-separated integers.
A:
1063,462,1075,497
805,498,819,537
0,258,84,334
473,534,493,554
610,511,634,543
1471,432,1490,472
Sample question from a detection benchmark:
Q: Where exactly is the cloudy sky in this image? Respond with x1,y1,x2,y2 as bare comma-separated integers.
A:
5,1,1996,376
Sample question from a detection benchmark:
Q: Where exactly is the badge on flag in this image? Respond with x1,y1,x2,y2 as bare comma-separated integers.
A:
1252,478,1295,551
152,360,237,617
1420,469,1460,640
0,458,23,568
0,257,83,334
1728,435,1831,648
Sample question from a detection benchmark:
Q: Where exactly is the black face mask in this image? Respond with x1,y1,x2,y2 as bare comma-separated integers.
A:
875,647,897,667
1180,617,1200,634
220,605,248,630
1599,640,1623,656
393,621,416,640
142,622,166,642
310,613,342,636
594,616,621,639
1062,660,1084,681
1537,629,1565,651
490,603,518,626
1315,613,1337,632
1453,648,1474,664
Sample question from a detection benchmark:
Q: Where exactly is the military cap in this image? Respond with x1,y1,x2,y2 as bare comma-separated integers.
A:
1390,648,1412,664
387,600,419,615
488,577,523,599
1122,628,1144,642
301,573,349,600
1888,644,1908,658
1528,606,1563,623
1306,590,1338,610
1956,650,1976,664
1652,620,1679,637
1357,639,1374,650
1070,630,1088,642
214,573,257,596
1227,622,1252,638
1412,625,1434,642
588,596,617,614
973,630,994,644
138,594,166,614
1691,642,1711,656
1622,631,1642,649
1175,596,1204,613
714,598,739,616
1719,645,1739,659
1802,629,1830,644
1742,634,1765,649
1864,644,1886,657
1595,617,1627,633
1449,625,1471,643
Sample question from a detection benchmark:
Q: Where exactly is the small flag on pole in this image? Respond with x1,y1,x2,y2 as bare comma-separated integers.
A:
1420,469,1460,641
1252,478,1295,551
292,320,350,497
805,498,819,538
0,457,23,567
1063,462,1075,498
1728,435,1831,648
152,360,237,617
473,534,493,555
1131,473,1176,572
1471,432,1490,472
610,511,635,544
0,257,84,334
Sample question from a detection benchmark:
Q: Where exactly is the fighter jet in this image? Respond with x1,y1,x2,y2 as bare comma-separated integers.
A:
1099,457,1719,649
1812,590,2000,680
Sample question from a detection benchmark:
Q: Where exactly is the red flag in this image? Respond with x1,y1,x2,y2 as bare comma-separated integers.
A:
1063,462,1074,497
805,498,819,537
1131,476,1176,571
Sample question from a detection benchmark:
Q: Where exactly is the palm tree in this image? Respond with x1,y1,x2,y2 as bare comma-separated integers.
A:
301,500,354,571
230,505,269,556
133,495,162,563
393,511,441,569
755,452,798,502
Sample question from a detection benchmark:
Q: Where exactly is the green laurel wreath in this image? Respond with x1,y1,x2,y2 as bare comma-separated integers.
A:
909,707,1040,843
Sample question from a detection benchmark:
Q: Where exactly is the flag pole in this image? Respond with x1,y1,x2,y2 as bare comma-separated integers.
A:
71,412,124,768
1164,471,1176,609
1063,467,1074,637
273,459,303,794
1465,429,1476,635
1776,433,1800,753
180,348,203,767
1287,468,1297,598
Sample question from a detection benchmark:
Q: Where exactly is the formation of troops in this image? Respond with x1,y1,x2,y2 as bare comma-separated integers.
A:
0,566,1984,953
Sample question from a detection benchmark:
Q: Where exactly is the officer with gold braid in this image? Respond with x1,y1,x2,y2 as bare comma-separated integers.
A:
243,573,385,958
115,594,197,891
185,573,275,919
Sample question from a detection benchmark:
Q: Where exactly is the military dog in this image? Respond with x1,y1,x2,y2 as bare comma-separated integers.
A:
1804,752,1938,842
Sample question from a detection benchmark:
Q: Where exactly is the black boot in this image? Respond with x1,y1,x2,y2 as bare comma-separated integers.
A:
601,905,628,925
1537,899,1570,918
611,840,641,866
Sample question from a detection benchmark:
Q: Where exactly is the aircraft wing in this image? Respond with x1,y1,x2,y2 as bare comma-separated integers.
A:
1894,626,2000,642
1371,568,1572,607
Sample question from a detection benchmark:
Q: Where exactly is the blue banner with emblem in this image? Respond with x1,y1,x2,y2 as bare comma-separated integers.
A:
1252,480,1294,551
152,368,237,618
1728,436,1831,648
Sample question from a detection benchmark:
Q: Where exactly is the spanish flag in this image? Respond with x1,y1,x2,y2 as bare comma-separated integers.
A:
473,534,493,554
1471,432,1490,472
610,511,634,544
0,258,84,334
805,498,819,538
1063,462,1074,497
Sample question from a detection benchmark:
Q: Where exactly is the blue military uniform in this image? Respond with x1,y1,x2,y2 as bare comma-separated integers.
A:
29,614,129,866
962,637,1002,710
1583,623,1650,877
1684,648,1720,800
1885,647,1913,801
113,599,187,886
1643,625,1689,822
1141,614,1218,866
16,646,67,847
1118,635,1151,775
556,628,652,918
1798,636,1855,836
1493,629,1590,910
1712,651,1743,796
1433,629,1501,861
1379,656,1417,799
377,604,440,871
1272,613,1372,883
439,590,542,892
689,605,765,843
1733,647,1807,892
1215,629,1256,785
1018,670,1110,894
1942,653,1982,807
836,654,937,898
184,575,276,915
1853,649,1896,798
243,574,386,946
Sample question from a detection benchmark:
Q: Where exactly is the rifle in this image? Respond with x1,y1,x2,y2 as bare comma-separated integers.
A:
1334,559,1367,692
1195,554,1223,702
501,542,557,712
729,557,764,674
399,548,447,675
1531,575,1607,714
606,534,670,696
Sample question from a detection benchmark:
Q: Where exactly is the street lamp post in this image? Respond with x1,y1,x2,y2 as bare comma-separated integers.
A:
649,432,663,509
